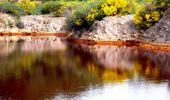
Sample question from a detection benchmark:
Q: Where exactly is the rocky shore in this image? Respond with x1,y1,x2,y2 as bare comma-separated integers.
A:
80,8,170,44
0,13,67,33
0,8,170,44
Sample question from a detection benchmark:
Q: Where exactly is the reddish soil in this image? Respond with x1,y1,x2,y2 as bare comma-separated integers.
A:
67,38,170,52
0,32,170,52
0,32,68,37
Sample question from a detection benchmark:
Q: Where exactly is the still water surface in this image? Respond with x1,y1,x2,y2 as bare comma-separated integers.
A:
0,40,170,100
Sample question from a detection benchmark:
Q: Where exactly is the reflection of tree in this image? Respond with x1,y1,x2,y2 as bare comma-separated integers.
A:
73,44,170,81
0,42,170,99
0,46,98,99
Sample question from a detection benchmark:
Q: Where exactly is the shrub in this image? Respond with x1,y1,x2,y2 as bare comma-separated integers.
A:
52,1,80,17
126,0,143,14
66,0,104,30
30,3,43,15
134,0,170,30
101,0,128,16
0,2,24,17
40,1,64,14
42,0,54,3
16,0,36,15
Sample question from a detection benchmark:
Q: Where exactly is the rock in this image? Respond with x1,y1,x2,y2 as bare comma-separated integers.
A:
83,15,141,41
0,12,17,32
20,15,68,33
145,8,170,43
0,13,68,33
16,21,24,29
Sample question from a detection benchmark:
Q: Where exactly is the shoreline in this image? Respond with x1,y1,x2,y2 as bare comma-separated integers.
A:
67,38,170,52
0,32,170,52
0,32,68,37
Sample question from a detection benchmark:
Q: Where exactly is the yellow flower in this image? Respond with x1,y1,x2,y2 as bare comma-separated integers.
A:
151,11,160,21
160,2,165,7
17,0,36,14
146,23,151,27
75,19,82,26
145,14,150,21
101,0,127,16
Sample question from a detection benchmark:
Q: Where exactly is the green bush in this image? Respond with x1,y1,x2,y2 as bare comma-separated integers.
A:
0,2,24,16
40,1,64,14
30,3,43,15
134,0,170,30
52,1,80,17
66,0,104,30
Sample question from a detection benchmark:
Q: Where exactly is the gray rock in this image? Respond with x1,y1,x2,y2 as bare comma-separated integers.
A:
145,8,170,43
0,13,68,33
20,15,68,33
16,21,24,29
0,12,18,32
83,15,141,41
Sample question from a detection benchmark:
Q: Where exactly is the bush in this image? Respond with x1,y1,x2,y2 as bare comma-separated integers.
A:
16,0,36,15
66,0,104,30
101,0,128,16
30,3,43,15
52,1,81,17
134,0,170,30
0,2,24,17
40,1,64,14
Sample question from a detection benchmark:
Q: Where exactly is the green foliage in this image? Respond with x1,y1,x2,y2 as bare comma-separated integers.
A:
126,0,142,14
0,2,24,17
134,0,170,30
66,0,104,30
52,1,80,17
0,0,169,31
42,0,87,3
30,3,43,15
16,0,36,15
40,1,64,14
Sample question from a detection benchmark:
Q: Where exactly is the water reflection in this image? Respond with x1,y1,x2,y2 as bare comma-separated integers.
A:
0,41,170,100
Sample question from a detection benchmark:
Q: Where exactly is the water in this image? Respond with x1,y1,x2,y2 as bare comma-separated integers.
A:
0,40,170,100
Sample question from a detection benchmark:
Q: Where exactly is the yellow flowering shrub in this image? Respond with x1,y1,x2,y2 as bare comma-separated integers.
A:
134,0,170,30
86,8,100,22
17,0,36,14
101,0,128,16
67,0,104,30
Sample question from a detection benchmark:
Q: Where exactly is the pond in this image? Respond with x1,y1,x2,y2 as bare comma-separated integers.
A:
0,40,170,100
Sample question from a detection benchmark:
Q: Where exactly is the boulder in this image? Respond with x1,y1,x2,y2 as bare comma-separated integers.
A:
20,15,68,33
82,15,141,41
0,12,18,32
145,8,170,43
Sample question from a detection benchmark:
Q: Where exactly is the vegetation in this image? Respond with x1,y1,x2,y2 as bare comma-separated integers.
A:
101,0,128,16
16,0,36,15
134,0,170,30
0,0,169,30
0,2,24,17
66,0,104,30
